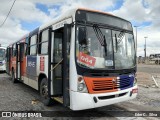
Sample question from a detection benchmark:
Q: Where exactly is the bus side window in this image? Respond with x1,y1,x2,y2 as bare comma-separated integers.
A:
28,35,37,55
38,29,48,55
20,44,24,61
25,37,29,56
12,44,16,57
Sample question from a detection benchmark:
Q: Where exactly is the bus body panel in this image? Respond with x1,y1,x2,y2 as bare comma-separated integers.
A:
11,57,16,75
28,77,38,90
21,49,27,77
69,25,78,92
23,76,29,85
25,55,49,90
25,55,39,90
22,57,28,85
52,18,72,30
37,55,48,78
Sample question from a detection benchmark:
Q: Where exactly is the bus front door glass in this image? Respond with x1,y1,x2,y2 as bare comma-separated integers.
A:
53,32,63,95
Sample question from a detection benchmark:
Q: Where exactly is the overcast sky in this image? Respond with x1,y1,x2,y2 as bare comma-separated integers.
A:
0,0,159,57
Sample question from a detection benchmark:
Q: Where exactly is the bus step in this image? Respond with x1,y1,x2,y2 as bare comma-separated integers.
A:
53,97,63,104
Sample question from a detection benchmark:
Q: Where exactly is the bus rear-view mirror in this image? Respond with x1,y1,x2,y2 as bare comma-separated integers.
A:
78,27,87,45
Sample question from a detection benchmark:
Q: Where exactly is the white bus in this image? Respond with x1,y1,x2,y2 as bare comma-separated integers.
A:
6,8,138,110
0,46,6,72
149,54,160,64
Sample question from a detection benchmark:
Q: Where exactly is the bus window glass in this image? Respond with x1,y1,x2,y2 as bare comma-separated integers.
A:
113,30,135,69
0,49,5,61
41,42,48,54
76,25,135,70
29,35,37,55
76,26,113,69
42,30,48,42
30,45,36,55
30,35,37,45
39,29,48,54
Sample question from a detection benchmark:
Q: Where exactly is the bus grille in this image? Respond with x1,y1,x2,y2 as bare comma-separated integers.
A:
84,76,133,93
92,77,131,91
93,79,118,91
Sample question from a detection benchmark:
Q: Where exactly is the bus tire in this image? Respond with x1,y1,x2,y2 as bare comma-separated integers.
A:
40,78,54,106
12,70,17,83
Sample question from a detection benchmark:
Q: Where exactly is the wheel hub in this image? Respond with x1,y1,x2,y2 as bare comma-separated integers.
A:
41,85,48,99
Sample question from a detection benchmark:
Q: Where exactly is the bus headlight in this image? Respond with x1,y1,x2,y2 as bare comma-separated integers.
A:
77,76,88,93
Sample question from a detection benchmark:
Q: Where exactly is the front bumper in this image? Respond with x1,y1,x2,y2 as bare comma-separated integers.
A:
70,85,138,110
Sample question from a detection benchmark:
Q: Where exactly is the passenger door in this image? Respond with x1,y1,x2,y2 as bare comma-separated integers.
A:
16,43,24,80
52,31,63,96
49,24,71,107
6,47,11,74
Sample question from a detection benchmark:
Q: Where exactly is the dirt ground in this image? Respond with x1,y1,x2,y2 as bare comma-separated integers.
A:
137,72,154,86
137,64,160,87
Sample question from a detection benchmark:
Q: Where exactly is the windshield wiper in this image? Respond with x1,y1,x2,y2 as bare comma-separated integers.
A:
93,24,107,57
117,31,125,44
115,31,125,52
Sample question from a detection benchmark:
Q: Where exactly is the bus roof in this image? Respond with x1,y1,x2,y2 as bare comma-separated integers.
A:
7,8,130,47
39,8,115,30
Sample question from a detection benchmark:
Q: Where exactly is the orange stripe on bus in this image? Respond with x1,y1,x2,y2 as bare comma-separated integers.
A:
78,8,114,16
83,76,118,94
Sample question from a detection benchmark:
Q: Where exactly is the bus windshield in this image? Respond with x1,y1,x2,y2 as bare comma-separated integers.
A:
0,48,5,61
76,25,135,70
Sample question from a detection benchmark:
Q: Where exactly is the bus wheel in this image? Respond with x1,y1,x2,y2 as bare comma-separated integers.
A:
12,70,17,83
40,78,53,106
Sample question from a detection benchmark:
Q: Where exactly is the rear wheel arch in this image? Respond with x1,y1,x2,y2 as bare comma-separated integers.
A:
38,73,54,106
